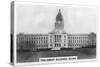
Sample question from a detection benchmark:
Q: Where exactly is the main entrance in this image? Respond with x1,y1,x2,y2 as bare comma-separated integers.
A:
52,35,62,50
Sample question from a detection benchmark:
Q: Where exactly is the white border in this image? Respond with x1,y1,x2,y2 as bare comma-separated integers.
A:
13,1,98,66
14,1,16,65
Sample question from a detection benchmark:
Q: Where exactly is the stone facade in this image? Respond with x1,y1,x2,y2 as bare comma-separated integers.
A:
17,9,96,50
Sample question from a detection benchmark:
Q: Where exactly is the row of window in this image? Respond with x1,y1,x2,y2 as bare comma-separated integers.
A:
55,39,61,42
17,37,48,40
68,40,88,43
68,36,88,39
55,44,61,47
49,38,67,42
68,44,81,47
18,40,48,45
18,37,88,41
68,43,88,46
34,40,48,44
50,36,67,38
36,45,48,48
49,44,66,47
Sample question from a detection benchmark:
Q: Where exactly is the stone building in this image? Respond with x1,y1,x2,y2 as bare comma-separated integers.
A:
17,9,96,50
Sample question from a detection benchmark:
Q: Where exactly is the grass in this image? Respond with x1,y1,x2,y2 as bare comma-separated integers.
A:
17,48,96,63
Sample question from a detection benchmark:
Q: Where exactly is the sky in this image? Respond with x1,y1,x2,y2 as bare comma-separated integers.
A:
16,3,97,34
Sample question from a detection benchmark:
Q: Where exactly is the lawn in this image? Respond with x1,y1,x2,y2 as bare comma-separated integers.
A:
17,48,96,63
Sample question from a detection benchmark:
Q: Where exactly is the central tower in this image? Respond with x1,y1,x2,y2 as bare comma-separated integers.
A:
49,9,68,50
54,9,64,33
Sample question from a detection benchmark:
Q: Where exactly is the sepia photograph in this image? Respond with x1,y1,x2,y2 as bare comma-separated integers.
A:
12,2,97,64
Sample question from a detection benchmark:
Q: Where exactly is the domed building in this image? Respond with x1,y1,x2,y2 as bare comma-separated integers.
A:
17,9,96,51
